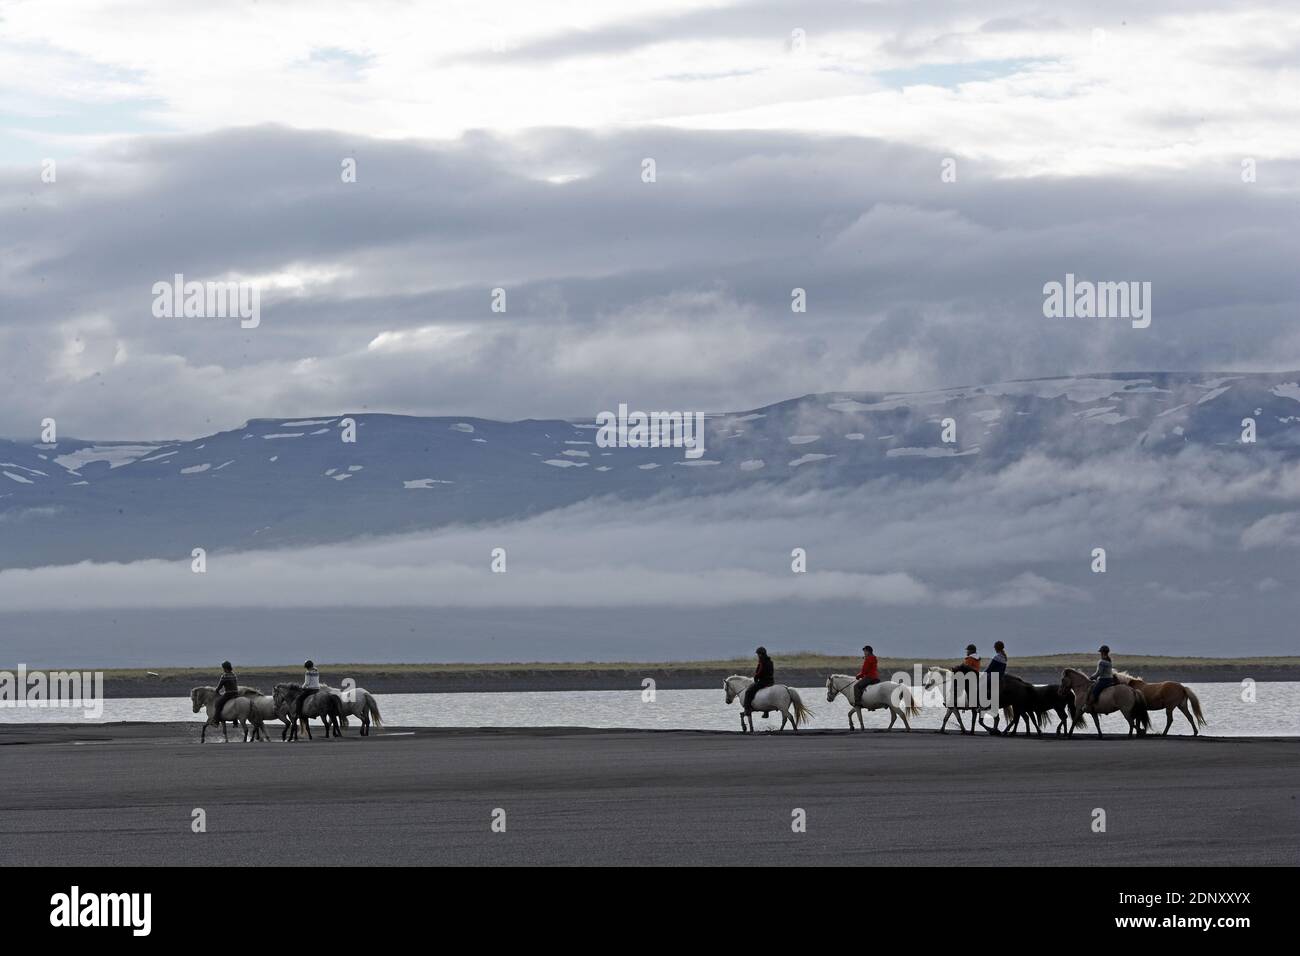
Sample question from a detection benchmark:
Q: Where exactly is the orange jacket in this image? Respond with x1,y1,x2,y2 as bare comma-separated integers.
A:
963,655,981,670
856,655,879,680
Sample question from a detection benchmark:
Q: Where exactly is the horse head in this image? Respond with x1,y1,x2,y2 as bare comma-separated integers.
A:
922,666,949,691
189,687,207,713
723,676,747,704
825,676,839,702
272,683,296,707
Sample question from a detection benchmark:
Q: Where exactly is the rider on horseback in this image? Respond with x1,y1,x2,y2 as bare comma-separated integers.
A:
743,647,775,718
293,660,321,719
986,641,1007,676
852,644,879,706
1088,645,1115,711
958,644,981,673
212,661,238,725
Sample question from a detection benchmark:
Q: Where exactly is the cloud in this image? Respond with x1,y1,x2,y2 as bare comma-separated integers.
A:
1241,511,1300,549
1,124,1299,439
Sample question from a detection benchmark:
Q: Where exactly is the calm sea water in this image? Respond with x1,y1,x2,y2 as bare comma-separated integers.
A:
2,682,1296,736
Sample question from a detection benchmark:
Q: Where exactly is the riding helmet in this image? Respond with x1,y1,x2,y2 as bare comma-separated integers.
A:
1099,645,1110,654
965,644,977,654
304,659,315,669
755,646,768,656
221,660,233,671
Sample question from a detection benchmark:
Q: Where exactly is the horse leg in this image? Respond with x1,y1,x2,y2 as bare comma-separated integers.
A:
1162,707,1174,735
1092,711,1103,737
221,721,229,743
778,711,788,731
1178,701,1197,736
887,709,897,731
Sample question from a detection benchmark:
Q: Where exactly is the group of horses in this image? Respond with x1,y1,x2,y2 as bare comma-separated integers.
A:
189,682,384,742
725,666,1207,739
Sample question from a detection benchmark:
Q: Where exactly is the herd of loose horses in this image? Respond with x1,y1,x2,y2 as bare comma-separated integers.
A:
725,666,1207,737
189,682,383,742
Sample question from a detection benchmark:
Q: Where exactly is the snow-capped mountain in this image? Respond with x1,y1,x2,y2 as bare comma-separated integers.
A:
3,371,1297,570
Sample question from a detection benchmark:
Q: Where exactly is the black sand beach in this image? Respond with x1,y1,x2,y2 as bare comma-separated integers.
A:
2,723,1296,866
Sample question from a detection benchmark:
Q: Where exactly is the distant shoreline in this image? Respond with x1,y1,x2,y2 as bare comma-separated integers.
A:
41,654,1300,698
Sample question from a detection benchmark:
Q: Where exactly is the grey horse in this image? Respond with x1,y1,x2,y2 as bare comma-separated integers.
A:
190,686,264,743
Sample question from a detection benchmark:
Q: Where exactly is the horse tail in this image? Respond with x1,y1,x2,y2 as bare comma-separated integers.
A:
1186,688,1207,727
367,693,384,728
1131,689,1151,732
788,688,814,727
904,686,921,717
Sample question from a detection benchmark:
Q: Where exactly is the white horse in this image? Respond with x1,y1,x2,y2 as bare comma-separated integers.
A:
824,675,921,731
921,666,1005,735
189,686,264,743
322,684,384,735
723,676,814,733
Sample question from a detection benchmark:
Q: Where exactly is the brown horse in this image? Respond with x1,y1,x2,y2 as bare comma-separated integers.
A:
1115,672,1207,736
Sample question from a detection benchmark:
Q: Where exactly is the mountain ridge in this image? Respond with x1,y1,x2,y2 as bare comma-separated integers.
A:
5,370,1300,570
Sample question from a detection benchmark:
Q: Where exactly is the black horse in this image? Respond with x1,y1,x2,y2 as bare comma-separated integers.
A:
273,683,343,740
980,674,1076,736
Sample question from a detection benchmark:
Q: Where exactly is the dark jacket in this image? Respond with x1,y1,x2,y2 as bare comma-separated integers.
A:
215,672,239,695
753,656,774,687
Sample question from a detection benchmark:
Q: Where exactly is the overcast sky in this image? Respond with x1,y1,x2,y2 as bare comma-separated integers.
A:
2,0,1299,439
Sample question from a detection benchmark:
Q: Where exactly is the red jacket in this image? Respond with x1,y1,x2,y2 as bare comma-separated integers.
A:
856,655,879,680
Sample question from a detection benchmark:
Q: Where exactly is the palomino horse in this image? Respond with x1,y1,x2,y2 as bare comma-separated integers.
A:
922,667,999,735
824,675,920,731
1059,668,1150,738
273,683,342,740
1114,672,1206,736
723,676,814,733
190,686,265,743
